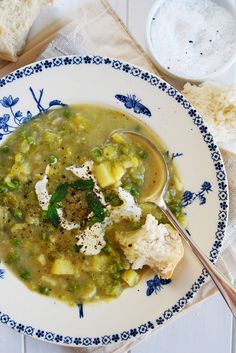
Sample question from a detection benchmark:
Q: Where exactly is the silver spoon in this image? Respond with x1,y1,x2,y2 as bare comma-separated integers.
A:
115,130,236,317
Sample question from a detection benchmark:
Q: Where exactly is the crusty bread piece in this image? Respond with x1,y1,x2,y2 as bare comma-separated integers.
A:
182,82,236,144
0,0,52,62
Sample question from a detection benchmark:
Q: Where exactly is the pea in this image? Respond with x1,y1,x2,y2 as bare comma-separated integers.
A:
130,186,140,198
48,154,57,164
138,150,148,159
20,270,31,280
39,286,50,295
90,148,102,162
1,145,10,153
63,109,71,118
13,208,23,220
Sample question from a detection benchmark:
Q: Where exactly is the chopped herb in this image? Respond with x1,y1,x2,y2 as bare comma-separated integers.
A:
87,192,105,220
20,270,31,280
108,194,122,207
48,154,57,164
5,179,20,190
6,251,19,264
50,183,68,204
63,109,71,118
103,244,113,254
12,238,21,247
70,179,94,191
74,244,83,252
0,185,8,194
90,215,104,223
105,194,113,202
1,145,9,153
39,286,50,295
41,210,48,221
46,205,60,228
112,272,121,280
13,208,23,219
27,137,36,145
20,131,27,139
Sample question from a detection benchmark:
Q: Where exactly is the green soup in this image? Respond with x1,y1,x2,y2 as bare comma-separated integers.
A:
0,105,184,305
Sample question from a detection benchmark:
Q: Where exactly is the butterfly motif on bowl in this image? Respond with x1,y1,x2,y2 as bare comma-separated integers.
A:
146,275,171,296
115,94,151,117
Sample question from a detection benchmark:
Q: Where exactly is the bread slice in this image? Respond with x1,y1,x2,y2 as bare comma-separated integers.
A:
0,0,52,62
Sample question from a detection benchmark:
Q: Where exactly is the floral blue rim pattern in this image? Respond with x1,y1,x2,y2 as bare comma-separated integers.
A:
0,55,228,346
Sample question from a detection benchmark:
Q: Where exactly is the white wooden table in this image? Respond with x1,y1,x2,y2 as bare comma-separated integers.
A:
0,1,235,352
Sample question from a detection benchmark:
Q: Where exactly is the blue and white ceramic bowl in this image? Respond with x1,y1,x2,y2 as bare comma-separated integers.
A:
0,56,228,347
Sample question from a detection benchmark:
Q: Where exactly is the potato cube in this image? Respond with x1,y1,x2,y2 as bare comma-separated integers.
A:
111,165,125,181
94,162,115,188
121,269,139,287
51,258,75,275
37,254,46,266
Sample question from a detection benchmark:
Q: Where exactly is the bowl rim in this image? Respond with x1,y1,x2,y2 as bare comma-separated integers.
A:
145,0,236,83
0,54,229,347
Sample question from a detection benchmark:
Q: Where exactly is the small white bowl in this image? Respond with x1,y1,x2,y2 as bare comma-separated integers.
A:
146,0,236,83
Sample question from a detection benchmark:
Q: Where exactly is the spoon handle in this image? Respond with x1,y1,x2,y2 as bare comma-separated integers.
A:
160,203,236,317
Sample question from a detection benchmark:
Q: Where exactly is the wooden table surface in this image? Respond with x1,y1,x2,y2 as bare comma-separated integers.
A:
0,1,235,352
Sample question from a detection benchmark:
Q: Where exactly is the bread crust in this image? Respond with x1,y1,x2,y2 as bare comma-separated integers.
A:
0,51,17,62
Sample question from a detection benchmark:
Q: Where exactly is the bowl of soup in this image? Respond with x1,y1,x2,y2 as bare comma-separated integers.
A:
0,56,228,346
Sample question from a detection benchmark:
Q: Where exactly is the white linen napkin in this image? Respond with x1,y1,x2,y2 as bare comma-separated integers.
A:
38,0,236,351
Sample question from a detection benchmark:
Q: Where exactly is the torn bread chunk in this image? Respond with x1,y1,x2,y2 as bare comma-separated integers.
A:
0,0,52,62
116,214,184,279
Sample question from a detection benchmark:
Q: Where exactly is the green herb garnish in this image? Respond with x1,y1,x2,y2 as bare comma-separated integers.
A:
12,238,21,247
46,205,60,228
87,192,105,221
74,244,83,252
71,179,94,191
50,183,68,204
0,185,8,194
5,179,20,190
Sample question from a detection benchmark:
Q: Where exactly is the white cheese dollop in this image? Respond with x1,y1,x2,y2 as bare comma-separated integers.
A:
110,187,142,223
116,214,184,278
76,223,106,255
35,165,51,211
